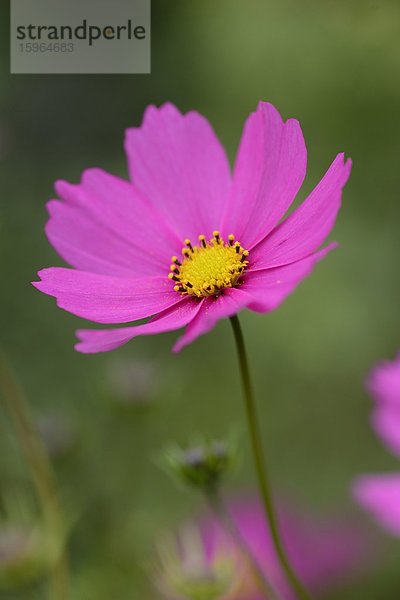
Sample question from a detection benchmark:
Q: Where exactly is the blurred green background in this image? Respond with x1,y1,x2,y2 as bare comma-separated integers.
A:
1,0,400,598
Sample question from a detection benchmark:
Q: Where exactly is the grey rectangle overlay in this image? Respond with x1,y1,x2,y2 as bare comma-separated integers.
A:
11,0,150,74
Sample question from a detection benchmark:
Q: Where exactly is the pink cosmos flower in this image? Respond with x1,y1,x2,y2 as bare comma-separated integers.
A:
158,495,368,600
33,102,351,354
353,353,400,535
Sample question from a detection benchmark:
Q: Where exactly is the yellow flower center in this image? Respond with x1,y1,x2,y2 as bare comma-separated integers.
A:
168,231,249,298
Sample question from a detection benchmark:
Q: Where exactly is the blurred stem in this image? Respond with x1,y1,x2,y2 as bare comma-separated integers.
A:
229,316,311,600
206,487,281,600
0,352,69,600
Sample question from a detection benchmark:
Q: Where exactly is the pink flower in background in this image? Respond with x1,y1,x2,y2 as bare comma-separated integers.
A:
33,102,351,354
353,353,400,535
158,496,368,600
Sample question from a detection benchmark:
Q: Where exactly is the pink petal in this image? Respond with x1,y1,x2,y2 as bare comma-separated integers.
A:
368,353,400,457
33,268,181,324
353,474,400,536
368,353,400,406
250,154,352,269
75,298,203,353
242,244,336,313
173,288,252,353
221,102,307,249
372,406,400,458
125,103,231,242
47,169,181,277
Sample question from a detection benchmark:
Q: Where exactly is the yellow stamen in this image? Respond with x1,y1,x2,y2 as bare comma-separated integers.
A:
171,255,181,266
184,239,194,253
168,233,249,298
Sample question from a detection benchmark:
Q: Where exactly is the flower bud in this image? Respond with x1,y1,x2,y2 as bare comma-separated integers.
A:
0,523,59,590
0,492,66,590
155,524,239,600
164,437,236,492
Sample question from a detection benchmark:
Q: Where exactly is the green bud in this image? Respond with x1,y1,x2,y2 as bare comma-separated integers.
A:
163,437,236,492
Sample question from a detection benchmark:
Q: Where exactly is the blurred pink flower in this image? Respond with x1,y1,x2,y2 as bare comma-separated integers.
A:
158,495,368,600
353,353,400,535
33,102,351,354
204,497,367,599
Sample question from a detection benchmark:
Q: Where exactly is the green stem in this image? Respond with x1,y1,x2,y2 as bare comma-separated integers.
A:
0,352,69,600
229,316,311,600
206,487,282,600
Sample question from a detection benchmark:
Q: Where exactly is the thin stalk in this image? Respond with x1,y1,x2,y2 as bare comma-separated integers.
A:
206,487,282,600
0,353,69,600
229,316,311,600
